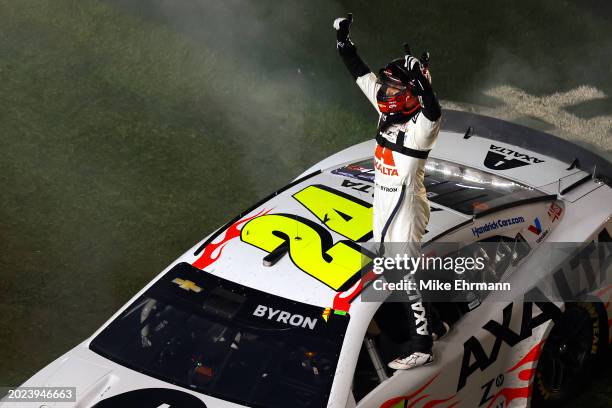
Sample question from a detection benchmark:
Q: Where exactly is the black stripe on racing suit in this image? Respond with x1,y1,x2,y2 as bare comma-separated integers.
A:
337,40,371,80
410,68,441,122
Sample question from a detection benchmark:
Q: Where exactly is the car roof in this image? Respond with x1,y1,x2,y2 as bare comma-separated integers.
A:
178,160,536,308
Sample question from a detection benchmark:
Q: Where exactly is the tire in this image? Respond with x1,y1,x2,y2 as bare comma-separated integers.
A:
532,302,608,407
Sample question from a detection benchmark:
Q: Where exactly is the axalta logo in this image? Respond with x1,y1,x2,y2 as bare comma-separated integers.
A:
484,144,545,170
375,145,399,176
411,301,429,335
471,216,525,238
253,304,318,330
457,288,562,391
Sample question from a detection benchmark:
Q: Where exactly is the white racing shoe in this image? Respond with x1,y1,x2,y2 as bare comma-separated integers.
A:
387,352,434,370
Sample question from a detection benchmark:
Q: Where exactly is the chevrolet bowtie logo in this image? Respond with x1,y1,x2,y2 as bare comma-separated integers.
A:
172,278,202,293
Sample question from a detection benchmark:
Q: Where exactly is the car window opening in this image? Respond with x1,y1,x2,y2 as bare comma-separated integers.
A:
331,158,546,215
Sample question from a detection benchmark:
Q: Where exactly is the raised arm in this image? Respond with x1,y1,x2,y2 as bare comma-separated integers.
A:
333,14,380,111
404,54,442,122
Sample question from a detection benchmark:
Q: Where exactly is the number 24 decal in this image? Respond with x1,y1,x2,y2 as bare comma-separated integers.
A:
241,184,373,291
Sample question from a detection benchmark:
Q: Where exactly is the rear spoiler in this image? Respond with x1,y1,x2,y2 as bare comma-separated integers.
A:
442,110,612,186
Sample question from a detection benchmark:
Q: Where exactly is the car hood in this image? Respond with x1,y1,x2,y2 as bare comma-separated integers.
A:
12,343,244,408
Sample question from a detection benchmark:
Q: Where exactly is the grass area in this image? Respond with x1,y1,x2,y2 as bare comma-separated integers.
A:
0,0,372,385
0,0,610,405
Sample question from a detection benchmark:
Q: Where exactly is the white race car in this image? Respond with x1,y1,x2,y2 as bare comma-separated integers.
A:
5,111,611,408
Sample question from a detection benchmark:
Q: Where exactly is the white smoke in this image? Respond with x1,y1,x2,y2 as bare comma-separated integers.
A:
444,84,612,156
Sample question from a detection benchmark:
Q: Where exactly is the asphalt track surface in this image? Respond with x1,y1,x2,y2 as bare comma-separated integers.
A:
1,0,610,406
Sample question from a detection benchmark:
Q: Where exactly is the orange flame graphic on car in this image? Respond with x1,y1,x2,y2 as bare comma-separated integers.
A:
192,208,271,270
332,269,378,312
485,340,545,408
380,373,459,408
379,341,546,408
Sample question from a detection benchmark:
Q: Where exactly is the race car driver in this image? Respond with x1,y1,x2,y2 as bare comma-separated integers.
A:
334,14,443,370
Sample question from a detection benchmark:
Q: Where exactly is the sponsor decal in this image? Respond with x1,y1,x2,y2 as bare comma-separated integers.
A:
535,229,549,244
252,304,318,330
322,307,331,322
479,341,544,408
526,217,554,243
172,278,202,293
346,164,368,171
92,388,207,408
374,145,399,176
547,202,563,222
471,216,526,238
321,307,346,322
457,288,562,391
484,144,545,170
331,162,375,183
192,208,271,270
527,218,542,235
341,179,373,194
552,228,611,301
411,301,429,335
376,183,399,192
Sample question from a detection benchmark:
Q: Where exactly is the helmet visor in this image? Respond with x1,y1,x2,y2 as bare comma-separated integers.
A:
379,77,408,99
382,83,406,97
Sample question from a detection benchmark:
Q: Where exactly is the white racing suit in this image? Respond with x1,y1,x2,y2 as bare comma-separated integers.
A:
338,41,442,354
355,72,441,244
